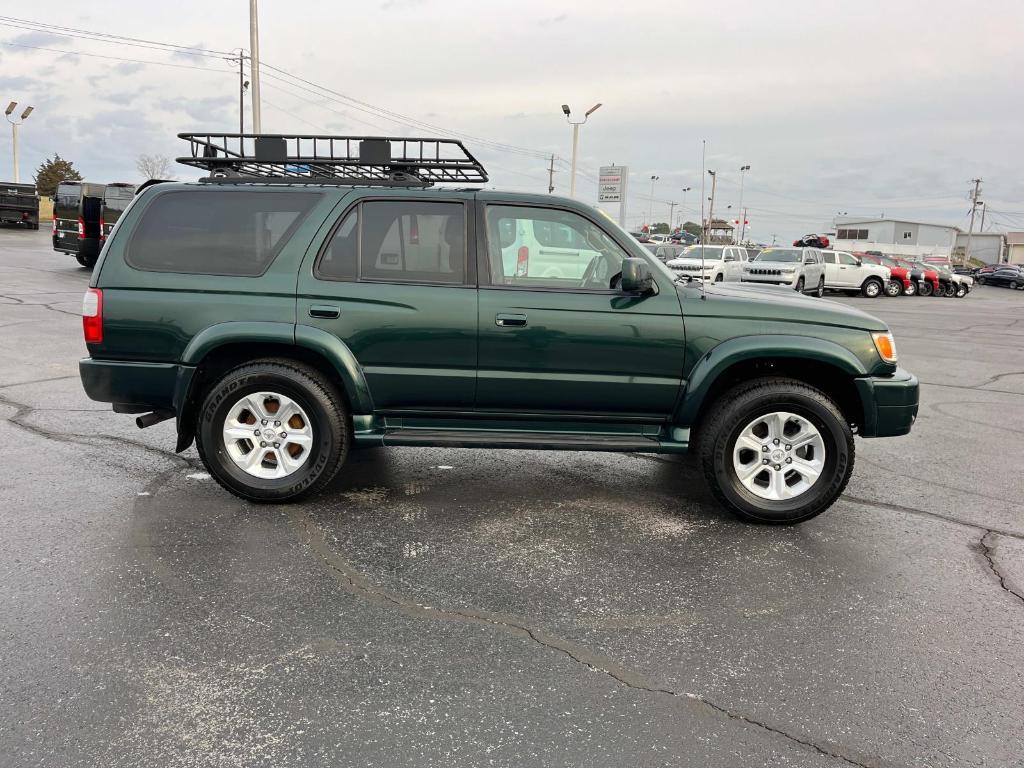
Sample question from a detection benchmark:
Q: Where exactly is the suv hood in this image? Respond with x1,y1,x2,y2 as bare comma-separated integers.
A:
676,280,888,332
666,256,724,267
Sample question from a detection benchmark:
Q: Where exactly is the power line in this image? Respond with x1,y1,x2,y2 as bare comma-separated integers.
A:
0,39,232,72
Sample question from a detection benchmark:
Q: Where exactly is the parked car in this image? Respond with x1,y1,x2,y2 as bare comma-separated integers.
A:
893,258,940,297
857,253,913,296
976,267,1024,289
78,132,919,524
53,180,107,267
665,244,748,281
653,243,686,262
932,263,973,297
670,231,698,245
0,182,40,229
821,250,891,297
742,246,826,296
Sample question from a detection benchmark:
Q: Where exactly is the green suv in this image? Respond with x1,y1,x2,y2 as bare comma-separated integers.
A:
78,134,918,523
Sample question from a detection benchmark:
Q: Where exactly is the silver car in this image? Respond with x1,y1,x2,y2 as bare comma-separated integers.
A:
742,247,827,296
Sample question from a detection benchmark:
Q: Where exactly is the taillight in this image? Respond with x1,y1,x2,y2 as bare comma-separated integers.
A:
515,246,529,277
100,217,106,240
77,217,85,239
82,288,103,343
51,218,57,236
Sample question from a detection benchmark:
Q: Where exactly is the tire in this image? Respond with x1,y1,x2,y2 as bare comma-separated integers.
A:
815,277,825,297
904,280,917,296
885,280,902,297
795,277,805,293
861,277,883,298
917,280,932,297
956,283,967,298
1010,281,1018,290
977,277,986,285
944,282,956,297
76,254,96,268
697,377,855,524
196,359,349,502
714,273,724,282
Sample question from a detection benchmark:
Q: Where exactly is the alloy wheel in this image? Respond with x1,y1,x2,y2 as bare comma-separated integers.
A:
222,391,314,479
731,411,826,501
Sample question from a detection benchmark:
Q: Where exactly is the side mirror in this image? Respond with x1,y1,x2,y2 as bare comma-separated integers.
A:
621,257,654,293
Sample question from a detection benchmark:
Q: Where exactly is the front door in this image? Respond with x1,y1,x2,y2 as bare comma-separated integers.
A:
297,195,478,410
475,199,686,417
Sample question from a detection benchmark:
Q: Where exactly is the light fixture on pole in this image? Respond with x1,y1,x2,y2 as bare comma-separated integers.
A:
5,102,34,184
648,175,659,226
736,164,750,244
563,102,602,198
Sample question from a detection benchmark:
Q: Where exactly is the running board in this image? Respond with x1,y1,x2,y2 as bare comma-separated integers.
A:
380,429,663,451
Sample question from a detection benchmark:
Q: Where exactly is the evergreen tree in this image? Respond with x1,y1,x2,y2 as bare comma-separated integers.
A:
33,154,82,197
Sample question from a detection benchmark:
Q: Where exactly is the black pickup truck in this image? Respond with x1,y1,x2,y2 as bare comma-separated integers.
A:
0,182,39,229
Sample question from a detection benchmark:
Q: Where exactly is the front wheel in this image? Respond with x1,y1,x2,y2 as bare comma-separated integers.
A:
714,273,724,282
904,280,917,296
862,277,883,298
885,280,903,297
795,277,805,293
196,359,349,502
814,277,825,297
697,378,855,524
917,280,932,297
1011,280,1020,290
956,283,967,298
944,282,956,297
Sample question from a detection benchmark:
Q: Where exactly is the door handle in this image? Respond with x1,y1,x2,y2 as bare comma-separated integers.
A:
495,313,527,327
309,305,340,319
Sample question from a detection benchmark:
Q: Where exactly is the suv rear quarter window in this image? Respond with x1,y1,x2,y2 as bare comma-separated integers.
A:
126,190,321,276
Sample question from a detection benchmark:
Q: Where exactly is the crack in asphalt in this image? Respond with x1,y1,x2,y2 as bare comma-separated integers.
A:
844,496,1024,542
918,380,1024,398
0,293,82,316
291,508,876,768
977,531,1024,607
0,374,78,390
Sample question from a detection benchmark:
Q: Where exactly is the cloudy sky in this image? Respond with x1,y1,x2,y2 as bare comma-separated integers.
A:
1,0,1022,240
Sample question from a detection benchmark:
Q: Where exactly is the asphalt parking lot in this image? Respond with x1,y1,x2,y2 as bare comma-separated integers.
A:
1,227,1022,768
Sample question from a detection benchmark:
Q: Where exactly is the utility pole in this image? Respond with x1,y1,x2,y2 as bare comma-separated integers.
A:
964,178,982,267
979,201,986,231
547,153,556,193
236,50,248,134
249,0,262,134
706,170,718,242
740,207,748,245
667,201,677,230
736,164,750,244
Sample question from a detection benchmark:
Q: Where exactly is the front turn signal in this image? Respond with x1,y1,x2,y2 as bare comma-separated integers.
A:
872,331,897,363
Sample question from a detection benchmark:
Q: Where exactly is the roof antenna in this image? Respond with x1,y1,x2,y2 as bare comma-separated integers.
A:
699,139,707,300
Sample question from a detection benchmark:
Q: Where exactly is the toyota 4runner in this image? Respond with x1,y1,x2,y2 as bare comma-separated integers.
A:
78,133,919,524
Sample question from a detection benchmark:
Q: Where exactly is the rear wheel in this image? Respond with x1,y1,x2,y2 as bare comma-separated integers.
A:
862,277,883,298
1010,280,1019,290
196,359,349,502
977,277,987,285
76,254,96,268
697,378,855,524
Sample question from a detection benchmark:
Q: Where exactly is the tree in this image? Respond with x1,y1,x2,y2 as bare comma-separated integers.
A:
136,154,174,180
33,154,82,198
682,220,702,237
651,222,670,235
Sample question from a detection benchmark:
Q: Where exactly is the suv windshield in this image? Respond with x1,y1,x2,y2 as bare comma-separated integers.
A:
754,248,801,263
680,245,725,259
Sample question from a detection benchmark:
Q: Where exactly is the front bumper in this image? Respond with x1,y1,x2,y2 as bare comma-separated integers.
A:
741,275,797,286
854,367,919,437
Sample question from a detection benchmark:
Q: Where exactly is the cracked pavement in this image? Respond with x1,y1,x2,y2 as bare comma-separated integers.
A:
1,228,1023,767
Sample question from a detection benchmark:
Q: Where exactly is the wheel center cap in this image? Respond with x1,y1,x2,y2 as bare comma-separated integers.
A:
770,448,786,462
263,429,277,441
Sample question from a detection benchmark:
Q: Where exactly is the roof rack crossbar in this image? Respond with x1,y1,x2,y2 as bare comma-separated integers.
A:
177,132,488,186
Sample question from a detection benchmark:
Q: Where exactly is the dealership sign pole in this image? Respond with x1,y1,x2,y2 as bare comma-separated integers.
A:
598,165,628,227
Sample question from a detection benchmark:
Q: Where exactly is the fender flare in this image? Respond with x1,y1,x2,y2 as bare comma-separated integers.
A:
674,334,868,426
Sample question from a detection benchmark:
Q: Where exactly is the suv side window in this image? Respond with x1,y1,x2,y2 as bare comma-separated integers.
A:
317,200,466,284
485,205,630,290
838,252,859,266
822,251,837,264
127,190,321,276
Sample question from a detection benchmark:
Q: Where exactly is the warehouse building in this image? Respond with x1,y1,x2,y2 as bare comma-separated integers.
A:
832,218,958,259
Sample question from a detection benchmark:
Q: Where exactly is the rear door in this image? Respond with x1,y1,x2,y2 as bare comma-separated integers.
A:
475,198,686,416
297,194,478,410
822,250,843,287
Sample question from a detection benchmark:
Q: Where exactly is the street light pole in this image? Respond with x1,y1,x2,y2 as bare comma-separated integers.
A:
249,0,263,133
668,201,677,229
681,186,691,230
706,170,717,242
737,164,750,244
563,102,602,198
648,175,659,226
5,102,34,184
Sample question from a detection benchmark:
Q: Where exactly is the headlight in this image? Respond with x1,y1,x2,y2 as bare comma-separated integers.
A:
872,331,898,363
742,265,751,272
780,266,796,273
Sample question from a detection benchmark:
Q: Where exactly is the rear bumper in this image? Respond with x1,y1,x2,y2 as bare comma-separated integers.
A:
79,357,194,413
855,368,919,437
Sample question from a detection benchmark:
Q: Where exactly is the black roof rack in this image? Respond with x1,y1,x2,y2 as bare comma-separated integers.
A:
177,133,488,187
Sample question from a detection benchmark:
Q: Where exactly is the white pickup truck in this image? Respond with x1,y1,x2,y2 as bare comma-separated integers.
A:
821,250,892,297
